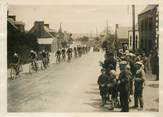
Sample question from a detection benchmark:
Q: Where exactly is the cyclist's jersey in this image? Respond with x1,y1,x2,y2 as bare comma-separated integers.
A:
56,50,61,56
67,49,72,54
41,52,47,58
30,52,37,59
46,52,49,56
12,56,19,64
62,49,66,55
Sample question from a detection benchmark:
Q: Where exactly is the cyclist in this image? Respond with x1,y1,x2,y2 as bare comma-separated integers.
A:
77,46,82,57
11,53,20,75
61,48,66,62
46,50,50,65
30,50,38,71
67,48,72,61
40,50,48,69
74,47,78,58
55,49,61,63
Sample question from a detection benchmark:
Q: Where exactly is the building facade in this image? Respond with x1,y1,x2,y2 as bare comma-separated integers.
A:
115,24,131,49
29,21,58,52
138,5,159,53
8,15,25,32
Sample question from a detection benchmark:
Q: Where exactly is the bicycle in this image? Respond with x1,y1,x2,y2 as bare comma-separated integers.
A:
41,57,48,70
62,54,66,62
29,60,39,73
67,53,72,62
9,63,23,80
56,55,61,64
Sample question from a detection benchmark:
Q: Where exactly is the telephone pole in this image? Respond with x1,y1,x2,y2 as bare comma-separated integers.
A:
132,5,136,52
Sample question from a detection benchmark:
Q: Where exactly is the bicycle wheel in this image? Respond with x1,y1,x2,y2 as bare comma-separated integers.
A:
29,63,34,73
10,67,16,80
34,62,39,72
19,64,23,72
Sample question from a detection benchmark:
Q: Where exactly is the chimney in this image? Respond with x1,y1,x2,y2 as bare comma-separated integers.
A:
9,15,16,21
34,21,44,26
44,24,49,28
34,21,44,38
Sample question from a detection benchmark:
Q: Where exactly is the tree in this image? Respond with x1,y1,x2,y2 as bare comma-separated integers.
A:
101,34,115,51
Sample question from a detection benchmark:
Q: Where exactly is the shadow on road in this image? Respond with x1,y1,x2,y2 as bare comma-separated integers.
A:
85,91,99,95
145,108,159,112
147,83,159,88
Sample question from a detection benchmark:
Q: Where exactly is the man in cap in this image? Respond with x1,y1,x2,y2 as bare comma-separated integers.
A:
12,53,20,75
132,61,146,110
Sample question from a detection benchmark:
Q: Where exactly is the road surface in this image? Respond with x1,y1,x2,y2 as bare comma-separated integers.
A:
7,51,159,112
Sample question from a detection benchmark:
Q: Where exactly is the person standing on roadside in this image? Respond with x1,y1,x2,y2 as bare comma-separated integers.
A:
97,68,109,106
118,63,131,112
132,62,146,110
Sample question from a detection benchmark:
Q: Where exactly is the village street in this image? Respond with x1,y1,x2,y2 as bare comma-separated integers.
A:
7,51,159,112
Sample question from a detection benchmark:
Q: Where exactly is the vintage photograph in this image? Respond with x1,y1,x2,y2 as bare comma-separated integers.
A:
7,5,159,112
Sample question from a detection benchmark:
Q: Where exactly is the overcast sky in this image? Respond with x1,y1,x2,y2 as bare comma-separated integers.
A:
8,5,146,34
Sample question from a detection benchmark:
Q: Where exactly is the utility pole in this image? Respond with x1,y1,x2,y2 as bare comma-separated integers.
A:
132,5,135,52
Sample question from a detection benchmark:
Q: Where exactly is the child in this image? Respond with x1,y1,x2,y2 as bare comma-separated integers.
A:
97,68,109,106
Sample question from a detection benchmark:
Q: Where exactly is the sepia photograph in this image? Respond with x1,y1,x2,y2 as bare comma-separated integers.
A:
6,4,159,112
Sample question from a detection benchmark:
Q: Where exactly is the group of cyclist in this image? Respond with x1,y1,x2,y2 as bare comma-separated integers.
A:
10,45,91,79
10,49,50,79
55,45,91,63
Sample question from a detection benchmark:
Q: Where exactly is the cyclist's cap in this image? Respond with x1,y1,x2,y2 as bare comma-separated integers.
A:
30,50,34,53
14,53,18,56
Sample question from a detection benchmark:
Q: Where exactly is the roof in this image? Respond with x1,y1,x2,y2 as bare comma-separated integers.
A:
117,27,131,39
44,26,56,38
7,18,17,29
38,38,54,44
15,21,25,25
140,5,158,15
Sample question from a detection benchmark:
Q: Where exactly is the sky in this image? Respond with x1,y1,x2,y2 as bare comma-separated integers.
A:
8,5,146,34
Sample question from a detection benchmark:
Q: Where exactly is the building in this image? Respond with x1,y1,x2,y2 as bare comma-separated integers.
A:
128,25,139,50
7,15,25,32
56,23,70,48
138,5,159,53
115,24,131,49
29,21,58,52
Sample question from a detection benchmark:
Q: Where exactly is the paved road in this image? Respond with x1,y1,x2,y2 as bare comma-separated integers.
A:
7,51,159,112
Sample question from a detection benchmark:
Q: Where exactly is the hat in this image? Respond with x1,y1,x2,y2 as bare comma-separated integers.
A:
135,61,144,69
119,61,127,65
125,64,130,69
30,50,34,53
135,61,143,66
13,53,18,57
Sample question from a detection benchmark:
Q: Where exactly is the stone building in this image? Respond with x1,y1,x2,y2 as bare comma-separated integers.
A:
7,15,25,32
138,5,159,53
29,21,58,52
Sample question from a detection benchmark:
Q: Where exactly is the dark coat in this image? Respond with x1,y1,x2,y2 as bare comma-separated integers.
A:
118,71,131,93
103,57,117,70
97,74,109,91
